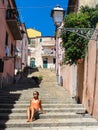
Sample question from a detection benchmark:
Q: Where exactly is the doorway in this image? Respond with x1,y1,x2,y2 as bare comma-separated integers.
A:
43,58,48,68
30,58,35,68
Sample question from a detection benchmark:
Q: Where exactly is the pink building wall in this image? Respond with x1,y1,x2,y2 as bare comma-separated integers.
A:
0,2,6,58
61,65,77,97
61,32,98,119
16,23,28,73
83,38,98,119
0,0,17,85
93,63,98,119
61,37,98,119
66,0,98,119
61,65,74,96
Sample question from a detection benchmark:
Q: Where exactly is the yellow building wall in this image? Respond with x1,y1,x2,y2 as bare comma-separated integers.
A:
27,28,41,38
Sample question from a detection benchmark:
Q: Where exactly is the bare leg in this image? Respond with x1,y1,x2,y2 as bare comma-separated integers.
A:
29,107,35,122
27,107,30,122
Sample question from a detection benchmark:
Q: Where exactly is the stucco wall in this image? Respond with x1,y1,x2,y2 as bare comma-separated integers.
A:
61,65,77,96
83,39,98,118
0,1,16,85
77,61,84,103
0,2,6,57
3,59,14,85
93,61,98,119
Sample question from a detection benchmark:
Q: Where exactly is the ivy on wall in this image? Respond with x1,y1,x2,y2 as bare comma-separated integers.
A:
61,6,98,65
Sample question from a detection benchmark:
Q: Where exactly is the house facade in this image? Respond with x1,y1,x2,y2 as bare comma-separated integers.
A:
27,28,42,68
28,34,55,69
0,0,22,86
15,23,28,74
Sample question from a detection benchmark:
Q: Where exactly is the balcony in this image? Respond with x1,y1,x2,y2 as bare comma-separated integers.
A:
41,48,56,57
6,9,22,40
42,43,55,47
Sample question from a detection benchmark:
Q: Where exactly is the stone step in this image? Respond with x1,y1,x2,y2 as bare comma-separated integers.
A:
2,126,98,130
0,103,83,108
0,107,85,113
0,118,98,128
0,90,70,94
0,98,75,103
1,69,97,129
0,112,91,120
0,100,75,104
0,95,72,98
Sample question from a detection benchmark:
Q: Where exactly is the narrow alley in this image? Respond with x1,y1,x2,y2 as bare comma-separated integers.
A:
0,68,98,130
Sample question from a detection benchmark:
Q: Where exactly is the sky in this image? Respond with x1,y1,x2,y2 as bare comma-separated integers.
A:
15,0,68,36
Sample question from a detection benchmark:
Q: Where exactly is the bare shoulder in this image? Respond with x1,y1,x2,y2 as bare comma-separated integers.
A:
30,98,33,101
39,99,42,102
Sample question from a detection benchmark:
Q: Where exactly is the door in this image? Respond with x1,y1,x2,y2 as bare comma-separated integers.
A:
30,59,35,68
43,58,48,68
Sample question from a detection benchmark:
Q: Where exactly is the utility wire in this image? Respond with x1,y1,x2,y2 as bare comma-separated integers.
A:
0,5,70,9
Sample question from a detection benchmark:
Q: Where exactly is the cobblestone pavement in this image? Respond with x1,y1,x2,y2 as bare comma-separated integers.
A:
0,68,98,130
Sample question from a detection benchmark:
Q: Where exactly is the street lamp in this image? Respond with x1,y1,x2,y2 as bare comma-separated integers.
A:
51,5,65,85
51,5,65,27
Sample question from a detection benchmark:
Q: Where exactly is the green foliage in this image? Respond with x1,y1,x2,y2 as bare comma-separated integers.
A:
61,6,98,65
80,6,98,28
38,75,43,81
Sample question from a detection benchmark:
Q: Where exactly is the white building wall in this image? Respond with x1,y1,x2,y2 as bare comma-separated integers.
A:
35,41,42,67
79,0,98,8
48,57,55,69
28,37,55,69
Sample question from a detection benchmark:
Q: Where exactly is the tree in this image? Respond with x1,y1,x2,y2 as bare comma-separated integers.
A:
61,6,98,65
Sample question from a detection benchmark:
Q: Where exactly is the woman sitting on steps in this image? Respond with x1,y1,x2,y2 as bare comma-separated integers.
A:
27,91,44,122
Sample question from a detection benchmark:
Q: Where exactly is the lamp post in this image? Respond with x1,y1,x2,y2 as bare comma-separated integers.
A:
51,5,65,28
51,5,65,85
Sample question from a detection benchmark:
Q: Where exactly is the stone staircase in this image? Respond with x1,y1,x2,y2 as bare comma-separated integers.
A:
0,69,98,130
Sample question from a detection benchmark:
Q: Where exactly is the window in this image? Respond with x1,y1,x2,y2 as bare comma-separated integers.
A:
40,38,42,42
28,39,31,44
29,39,32,44
5,32,9,56
5,32,8,46
53,58,56,64
11,44,13,56
2,0,4,4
